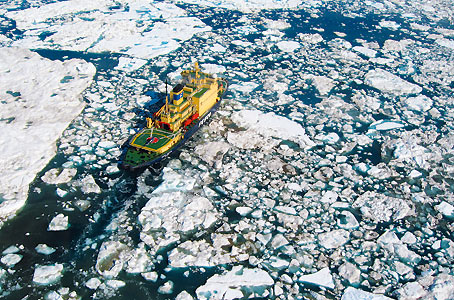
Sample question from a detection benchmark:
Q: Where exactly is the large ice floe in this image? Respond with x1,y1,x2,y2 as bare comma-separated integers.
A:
0,47,95,228
5,0,210,62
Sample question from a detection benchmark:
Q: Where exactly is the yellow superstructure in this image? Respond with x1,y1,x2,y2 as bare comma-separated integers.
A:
128,62,225,155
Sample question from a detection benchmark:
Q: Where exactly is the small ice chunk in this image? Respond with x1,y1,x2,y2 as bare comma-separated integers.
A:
320,191,338,203
408,170,422,179
1,253,22,267
404,95,432,112
353,191,413,222
98,141,116,149
396,281,426,299
299,267,335,289
80,175,101,194
401,232,417,244
176,291,194,300
106,165,120,175
47,214,69,231
196,266,273,300
263,256,289,271
287,182,302,192
369,120,404,131
435,201,454,218
200,63,226,74
270,234,289,249
353,46,377,57
436,38,454,49
96,241,128,278
311,76,335,96
106,279,125,289
365,69,422,96
318,229,349,249
35,244,56,255
211,43,226,52
142,271,158,282
274,206,297,215
315,132,340,144
2,245,20,254
379,20,400,30
33,264,64,285
56,188,68,198
339,262,361,285
41,168,77,185
85,278,101,290
276,41,300,52
337,211,359,229
236,207,252,216
158,281,174,294
341,287,393,299
125,247,152,274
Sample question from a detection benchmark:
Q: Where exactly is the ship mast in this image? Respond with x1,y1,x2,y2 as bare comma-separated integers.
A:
165,79,169,115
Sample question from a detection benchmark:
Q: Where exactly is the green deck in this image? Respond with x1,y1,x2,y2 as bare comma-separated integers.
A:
130,128,173,151
194,88,208,98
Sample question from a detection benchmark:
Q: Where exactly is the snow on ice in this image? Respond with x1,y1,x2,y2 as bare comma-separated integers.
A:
196,266,274,299
47,214,70,231
0,47,95,228
6,0,210,59
364,69,422,95
33,264,64,286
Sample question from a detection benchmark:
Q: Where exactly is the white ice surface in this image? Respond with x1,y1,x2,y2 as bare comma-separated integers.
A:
364,69,422,96
0,48,95,228
276,41,300,52
318,229,349,249
341,287,393,300
196,266,274,300
85,278,101,290
369,120,404,131
403,95,433,112
47,214,69,231
33,264,64,286
435,201,454,218
176,0,304,12
298,267,335,289
353,46,377,57
35,244,56,255
6,1,210,59
1,253,23,267
229,110,315,149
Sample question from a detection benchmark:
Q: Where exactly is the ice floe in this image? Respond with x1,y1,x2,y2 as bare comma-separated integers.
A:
341,287,392,299
299,267,335,289
0,47,95,228
276,41,300,52
354,191,414,222
196,266,274,299
6,1,210,59
1,253,22,268
318,229,350,249
364,69,422,96
229,109,314,150
35,244,56,255
33,264,64,286
48,214,69,231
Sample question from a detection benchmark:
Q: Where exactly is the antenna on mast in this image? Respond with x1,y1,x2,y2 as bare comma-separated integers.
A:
165,79,169,114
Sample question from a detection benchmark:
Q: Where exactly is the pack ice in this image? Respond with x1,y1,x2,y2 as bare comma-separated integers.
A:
6,0,210,63
0,48,95,228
